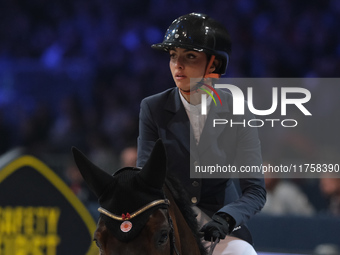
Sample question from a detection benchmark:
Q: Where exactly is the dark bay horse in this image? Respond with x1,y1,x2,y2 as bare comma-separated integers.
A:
72,140,206,255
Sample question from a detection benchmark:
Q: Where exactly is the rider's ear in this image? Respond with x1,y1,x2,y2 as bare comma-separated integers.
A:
209,59,220,73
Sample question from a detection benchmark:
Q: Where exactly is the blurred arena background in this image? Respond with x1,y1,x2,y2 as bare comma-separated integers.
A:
0,0,340,254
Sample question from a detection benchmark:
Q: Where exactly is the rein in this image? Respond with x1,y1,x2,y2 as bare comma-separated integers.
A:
167,212,180,255
208,238,220,255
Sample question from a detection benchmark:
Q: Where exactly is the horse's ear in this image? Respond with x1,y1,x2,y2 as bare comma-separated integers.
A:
139,139,167,190
72,147,113,198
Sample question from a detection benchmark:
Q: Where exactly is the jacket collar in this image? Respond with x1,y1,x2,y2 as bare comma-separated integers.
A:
164,87,232,155
164,87,230,113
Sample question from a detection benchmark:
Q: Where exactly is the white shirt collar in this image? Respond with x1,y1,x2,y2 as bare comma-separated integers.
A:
178,89,212,114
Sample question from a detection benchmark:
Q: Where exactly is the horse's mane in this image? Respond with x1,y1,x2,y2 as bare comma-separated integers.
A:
164,174,207,255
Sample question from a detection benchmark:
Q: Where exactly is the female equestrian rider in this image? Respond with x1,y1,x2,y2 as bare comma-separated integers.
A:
137,13,266,254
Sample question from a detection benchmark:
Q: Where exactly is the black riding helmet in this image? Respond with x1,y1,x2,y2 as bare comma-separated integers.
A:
152,13,232,75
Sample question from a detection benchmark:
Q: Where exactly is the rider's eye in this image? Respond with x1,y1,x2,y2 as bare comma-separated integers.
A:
169,51,176,59
187,53,196,59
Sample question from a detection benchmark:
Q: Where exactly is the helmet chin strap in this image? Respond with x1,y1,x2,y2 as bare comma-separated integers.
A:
180,55,220,95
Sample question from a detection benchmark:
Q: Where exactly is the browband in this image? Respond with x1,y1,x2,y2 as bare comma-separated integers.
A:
98,199,170,221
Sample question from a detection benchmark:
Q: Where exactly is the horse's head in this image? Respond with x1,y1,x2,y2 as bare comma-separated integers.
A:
72,140,174,255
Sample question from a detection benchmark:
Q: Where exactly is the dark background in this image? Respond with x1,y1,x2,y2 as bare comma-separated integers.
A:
0,0,340,253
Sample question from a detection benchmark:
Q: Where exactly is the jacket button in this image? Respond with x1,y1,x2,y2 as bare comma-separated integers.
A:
192,181,199,187
191,197,198,204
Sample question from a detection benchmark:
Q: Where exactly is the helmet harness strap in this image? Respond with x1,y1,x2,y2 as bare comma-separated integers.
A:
181,55,220,95
204,55,221,79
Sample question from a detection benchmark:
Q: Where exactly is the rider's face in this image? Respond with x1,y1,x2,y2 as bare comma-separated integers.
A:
169,48,207,92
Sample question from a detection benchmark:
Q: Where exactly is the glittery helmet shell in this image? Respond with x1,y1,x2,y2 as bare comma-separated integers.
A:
152,13,232,74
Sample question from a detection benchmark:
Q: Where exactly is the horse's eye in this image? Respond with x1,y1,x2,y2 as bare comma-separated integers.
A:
157,230,169,246
94,239,104,255
94,239,100,248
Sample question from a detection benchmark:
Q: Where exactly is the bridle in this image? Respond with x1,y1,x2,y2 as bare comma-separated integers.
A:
167,210,180,255
98,198,218,255
98,199,170,220
97,198,180,255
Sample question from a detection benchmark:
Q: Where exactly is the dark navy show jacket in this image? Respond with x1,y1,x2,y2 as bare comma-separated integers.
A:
137,87,266,231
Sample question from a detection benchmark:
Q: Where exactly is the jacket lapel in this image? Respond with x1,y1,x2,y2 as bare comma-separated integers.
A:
198,89,231,155
164,88,231,158
164,88,197,155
